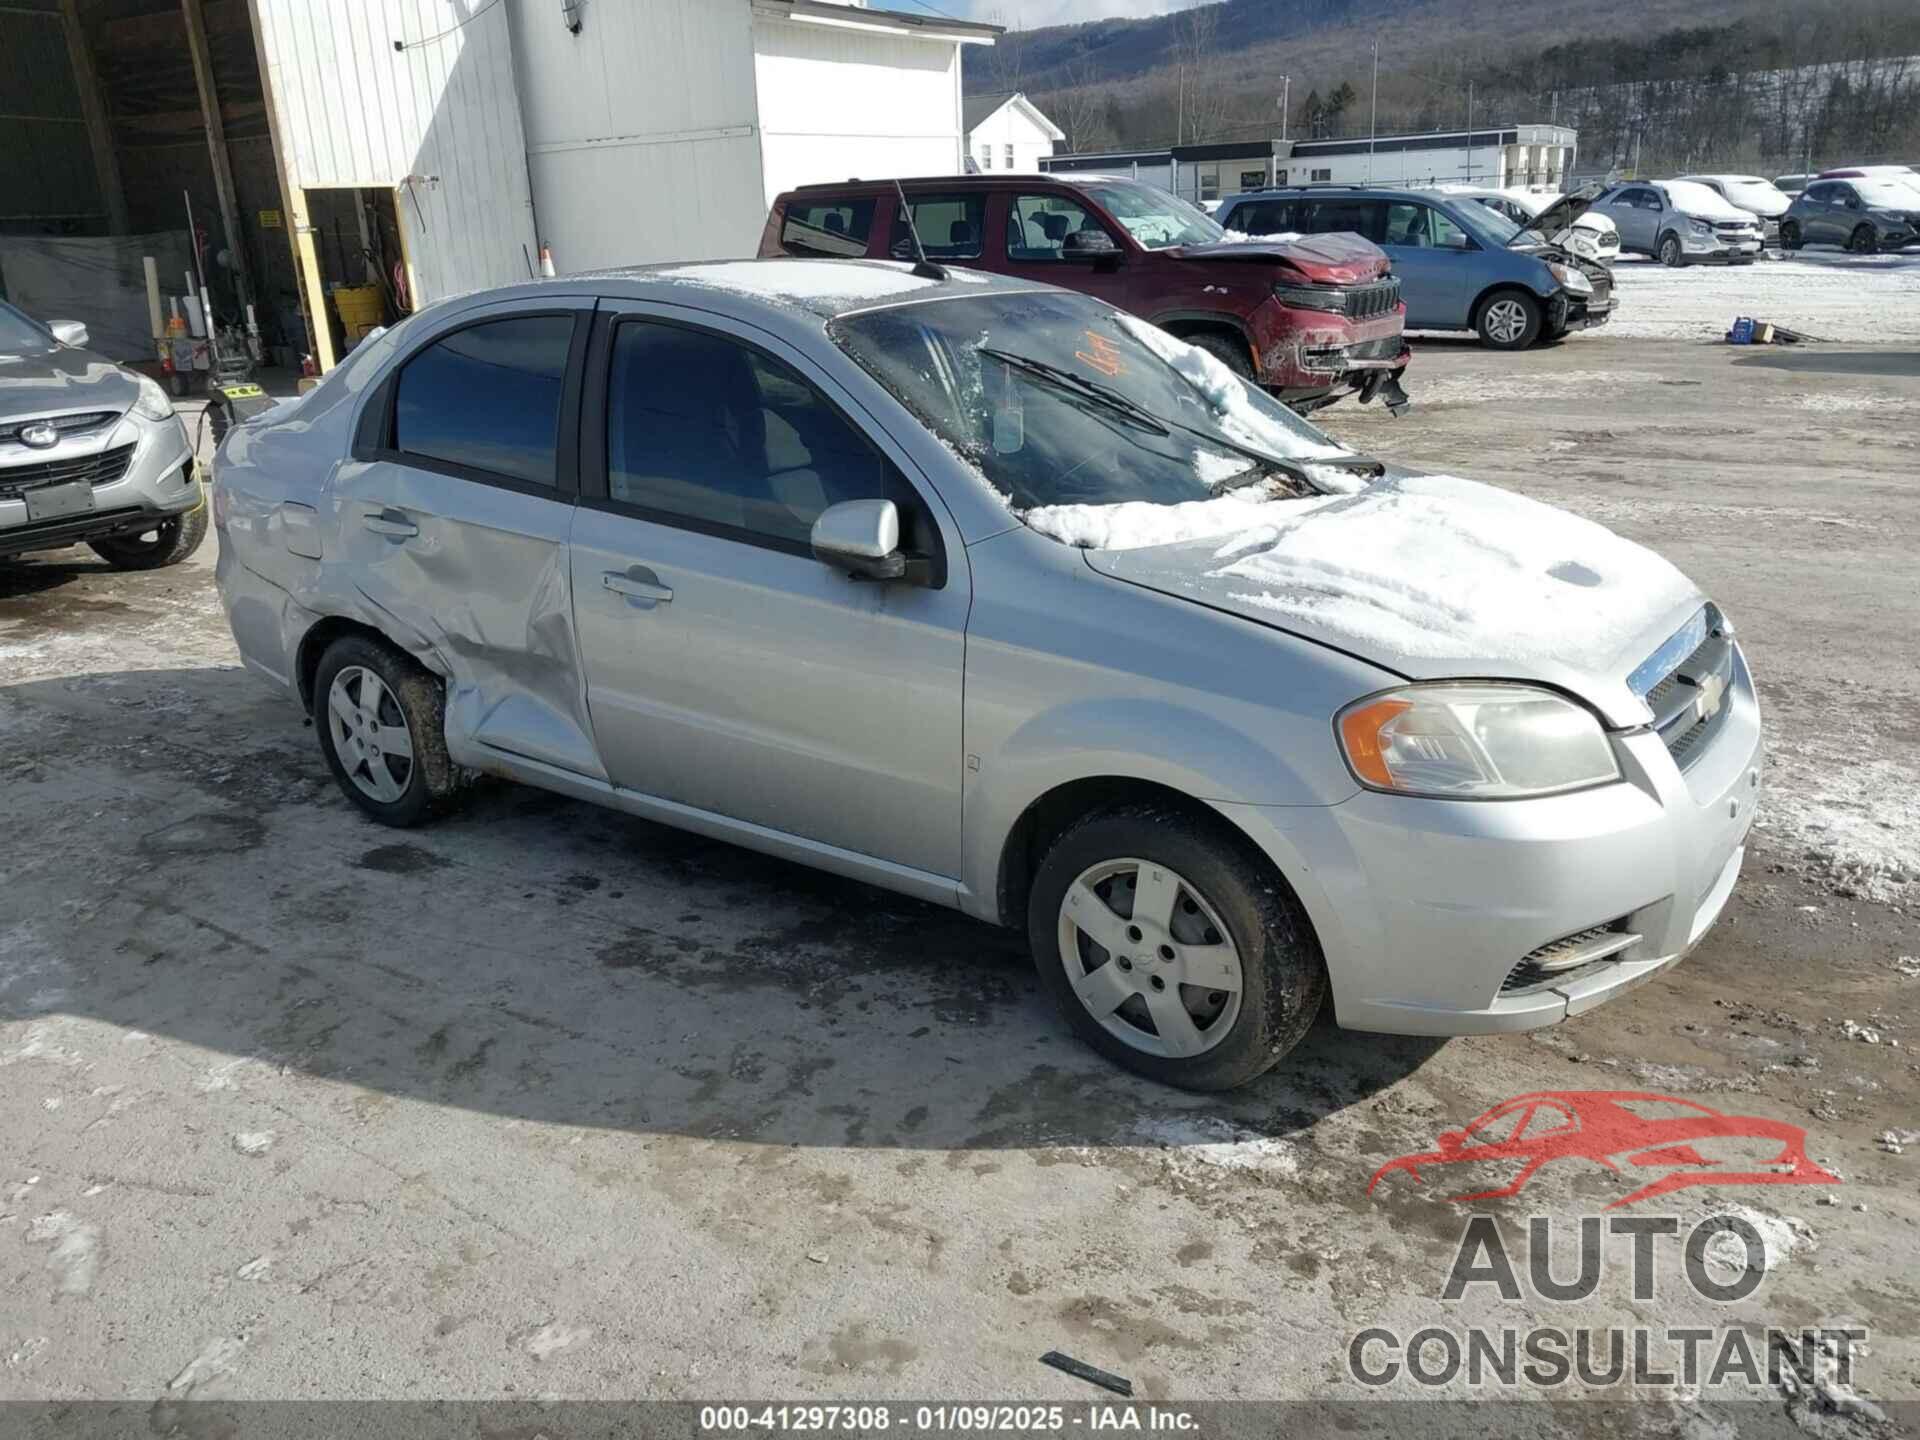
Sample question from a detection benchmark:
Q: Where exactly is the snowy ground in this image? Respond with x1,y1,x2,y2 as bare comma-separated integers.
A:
1603,250,1920,342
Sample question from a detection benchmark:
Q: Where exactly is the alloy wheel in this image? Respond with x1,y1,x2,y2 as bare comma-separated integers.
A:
1659,235,1682,266
1056,858,1245,1059
1483,298,1529,346
326,665,416,804
1849,226,1877,254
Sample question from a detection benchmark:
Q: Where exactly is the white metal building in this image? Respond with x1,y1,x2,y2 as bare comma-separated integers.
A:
963,92,1063,174
245,0,996,369
1282,125,1578,191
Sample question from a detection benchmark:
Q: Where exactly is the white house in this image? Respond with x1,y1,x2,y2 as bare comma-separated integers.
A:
964,92,1063,174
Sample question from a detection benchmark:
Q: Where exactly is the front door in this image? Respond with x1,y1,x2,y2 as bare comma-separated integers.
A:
1378,201,1474,329
993,191,1137,309
568,304,971,879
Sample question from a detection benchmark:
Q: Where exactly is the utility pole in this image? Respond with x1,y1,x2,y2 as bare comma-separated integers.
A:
1368,38,1379,182
1278,75,1290,141
1466,78,1474,183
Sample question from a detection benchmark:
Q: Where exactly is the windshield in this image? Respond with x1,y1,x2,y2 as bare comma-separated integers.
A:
830,290,1352,515
0,301,55,355
1079,180,1224,250
1452,199,1522,247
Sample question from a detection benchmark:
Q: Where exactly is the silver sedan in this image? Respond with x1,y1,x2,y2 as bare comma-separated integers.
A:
211,260,1759,1090
0,301,202,567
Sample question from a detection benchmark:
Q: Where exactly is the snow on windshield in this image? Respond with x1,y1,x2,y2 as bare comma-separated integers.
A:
1114,315,1349,462
657,260,938,304
1204,474,1700,664
1662,181,1751,220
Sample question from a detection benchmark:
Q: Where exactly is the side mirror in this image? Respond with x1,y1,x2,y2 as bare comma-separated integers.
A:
811,498,906,581
1063,229,1119,259
48,320,89,347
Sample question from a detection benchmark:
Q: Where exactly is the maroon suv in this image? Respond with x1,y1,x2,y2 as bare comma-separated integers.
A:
758,174,1410,413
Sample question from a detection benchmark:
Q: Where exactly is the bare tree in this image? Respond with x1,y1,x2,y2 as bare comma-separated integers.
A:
1047,42,1110,153
1172,2,1231,142
981,7,1025,98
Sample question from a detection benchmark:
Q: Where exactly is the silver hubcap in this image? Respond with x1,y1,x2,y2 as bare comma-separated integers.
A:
1057,858,1244,1059
1662,239,1679,264
326,666,415,803
1484,299,1527,344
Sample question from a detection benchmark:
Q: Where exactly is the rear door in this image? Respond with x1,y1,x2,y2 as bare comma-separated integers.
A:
331,298,601,775
568,302,971,879
1377,200,1473,328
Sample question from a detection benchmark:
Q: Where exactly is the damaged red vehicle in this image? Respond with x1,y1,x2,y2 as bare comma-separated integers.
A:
759,174,1411,414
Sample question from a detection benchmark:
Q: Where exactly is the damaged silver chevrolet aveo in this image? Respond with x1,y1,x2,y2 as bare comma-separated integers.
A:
213,259,1760,1091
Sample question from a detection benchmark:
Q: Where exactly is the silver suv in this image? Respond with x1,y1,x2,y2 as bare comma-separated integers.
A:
1,301,203,567
212,260,1760,1090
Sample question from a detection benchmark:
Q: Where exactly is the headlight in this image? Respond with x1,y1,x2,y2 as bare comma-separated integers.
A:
131,372,174,421
1272,281,1350,312
1336,683,1620,800
1688,218,1713,236
1547,262,1593,295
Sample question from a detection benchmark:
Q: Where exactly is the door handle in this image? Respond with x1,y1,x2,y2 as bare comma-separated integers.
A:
363,509,418,539
603,568,673,607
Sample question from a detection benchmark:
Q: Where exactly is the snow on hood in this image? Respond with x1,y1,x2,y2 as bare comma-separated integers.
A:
1173,231,1389,283
1079,473,1706,726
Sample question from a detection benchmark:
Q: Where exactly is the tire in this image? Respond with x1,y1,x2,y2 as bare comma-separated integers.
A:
1026,803,1327,1091
1848,225,1878,255
312,634,469,827
1185,330,1257,382
1778,220,1802,251
87,499,208,571
1475,289,1542,350
1658,232,1686,267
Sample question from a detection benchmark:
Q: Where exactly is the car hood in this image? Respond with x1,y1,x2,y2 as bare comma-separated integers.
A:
1518,191,1593,239
0,344,140,422
1077,472,1706,727
1173,232,1390,283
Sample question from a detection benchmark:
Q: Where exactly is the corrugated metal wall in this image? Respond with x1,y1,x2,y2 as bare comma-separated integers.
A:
0,1,100,226
250,0,536,300
752,12,965,208
507,0,767,270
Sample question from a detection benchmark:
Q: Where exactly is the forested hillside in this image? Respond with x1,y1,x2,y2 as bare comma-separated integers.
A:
972,0,1920,176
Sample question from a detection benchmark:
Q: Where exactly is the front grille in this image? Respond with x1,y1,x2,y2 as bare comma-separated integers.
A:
1502,919,1639,995
0,410,118,446
1632,604,1737,770
1342,276,1401,319
1713,222,1757,239
0,442,137,499
1587,270,1613,308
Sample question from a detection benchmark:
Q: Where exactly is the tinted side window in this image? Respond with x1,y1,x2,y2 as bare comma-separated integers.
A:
1302,198,1385,242
607,322,898,547
889,194,985,259
1231,199,1294,234
1803,183,1832,203
394,314,574,486
1837,186,1861,209
780,198,875,258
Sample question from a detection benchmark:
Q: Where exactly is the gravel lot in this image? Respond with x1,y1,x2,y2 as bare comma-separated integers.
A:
3,270,1919,1430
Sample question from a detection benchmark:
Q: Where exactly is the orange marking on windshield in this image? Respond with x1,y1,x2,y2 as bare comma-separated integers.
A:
1075,331,1126,378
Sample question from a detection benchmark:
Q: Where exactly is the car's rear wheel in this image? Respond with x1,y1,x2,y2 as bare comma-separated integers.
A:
1027,805,1325,1091
312,634,468,827
1848,225,1878,255
1658,232,1686,267
1778,220,1803,250
1475,289,1541,350
87,501,208,571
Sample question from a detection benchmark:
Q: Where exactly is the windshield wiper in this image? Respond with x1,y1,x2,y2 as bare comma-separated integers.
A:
976,347,1171,436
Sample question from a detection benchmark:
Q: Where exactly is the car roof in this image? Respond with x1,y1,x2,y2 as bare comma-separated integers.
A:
442,258,1051,327
1225,185,1446,203
785,173,1108,195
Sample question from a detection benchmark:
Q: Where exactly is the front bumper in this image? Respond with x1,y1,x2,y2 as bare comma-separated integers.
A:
1216,643,1762,1036
1684,232,1764,261
0,411,196,559
1259,298,1408,408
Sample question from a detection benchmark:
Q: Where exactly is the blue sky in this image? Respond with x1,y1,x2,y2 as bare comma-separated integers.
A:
932,0,1187,29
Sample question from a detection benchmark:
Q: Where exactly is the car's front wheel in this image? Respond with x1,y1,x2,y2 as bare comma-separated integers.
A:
1658,232,1686,267
1848,225,1879,255
1475,289,1541,349
87,502,208,571
1027,805,1326,1091
312,634,469,826
1778,220,1803,250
